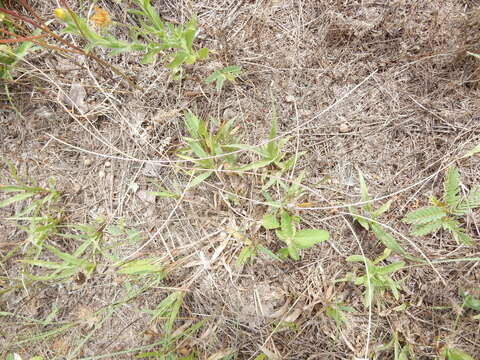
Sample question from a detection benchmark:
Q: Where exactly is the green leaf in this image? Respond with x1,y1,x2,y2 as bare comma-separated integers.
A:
197,47,209,60
444,167,460,209
186,171,213,189
287,239,299,260
441,347,476,360
166,51,187,69
293,229,329,249
462,143,480,158
411,219,443,236
371,223,407,256
0,191,36,208
402,206,445,225
262,214,280,229
377,261,405,275
372,199,393,218
358,170,371,212
455,186,480,214
236,246,255,267
280,211,294,239
117,258,163,275
258,245,282,261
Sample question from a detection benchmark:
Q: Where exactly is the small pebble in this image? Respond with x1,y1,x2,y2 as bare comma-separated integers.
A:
98,170,105,178
105,161,111,167
285,94,295,103
339,123,350,133
223,107,236,120
84,159,92,166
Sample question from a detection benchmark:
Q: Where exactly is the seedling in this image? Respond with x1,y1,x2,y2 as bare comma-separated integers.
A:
234,102,304,180
205,65,242,90
54,1,208,76
262,209,329,260
137,291,205,359
339,248,405,308
229,228,280,267
323,301,356,328
349,171,409,257
402,166,480,245
177,111,241,188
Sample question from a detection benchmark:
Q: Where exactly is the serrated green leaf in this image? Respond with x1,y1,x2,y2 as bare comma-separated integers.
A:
293,229,329,249
402,206,445,225
411,219,443,236
444,167,460,209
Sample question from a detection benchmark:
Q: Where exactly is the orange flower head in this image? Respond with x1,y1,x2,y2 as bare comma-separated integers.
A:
90,6,111,28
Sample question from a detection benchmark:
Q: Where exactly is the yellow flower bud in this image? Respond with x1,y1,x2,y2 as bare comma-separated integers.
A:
54,8,67,20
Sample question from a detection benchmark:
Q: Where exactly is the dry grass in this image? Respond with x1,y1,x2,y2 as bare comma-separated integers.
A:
1,0,480,359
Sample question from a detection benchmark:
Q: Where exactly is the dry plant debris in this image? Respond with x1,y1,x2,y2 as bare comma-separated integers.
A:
1,0,480,359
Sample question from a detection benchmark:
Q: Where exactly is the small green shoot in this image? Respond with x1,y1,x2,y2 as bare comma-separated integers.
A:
349,170,409,257
339,248,405,308
205,65,242,90
402,166,480,245
262,210,329,260
234,103,304,178
177,111,241,188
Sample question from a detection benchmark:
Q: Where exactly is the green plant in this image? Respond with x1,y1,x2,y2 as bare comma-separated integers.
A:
339,248,405,307
5,354,43,360
374,333,415,360
459,288,480,320
177,111,241,188
20,222,104,282
137,291,205,359
402,166,480,245
262,209,329,260
54,0,208,77
0,33,39,80
205,65,242,90
439,346,476,360
349,170,408,257
0,161,61,253
234,102,304,179
323,301,356,328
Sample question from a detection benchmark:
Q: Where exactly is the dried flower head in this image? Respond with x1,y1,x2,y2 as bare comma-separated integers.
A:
90,6,111,28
